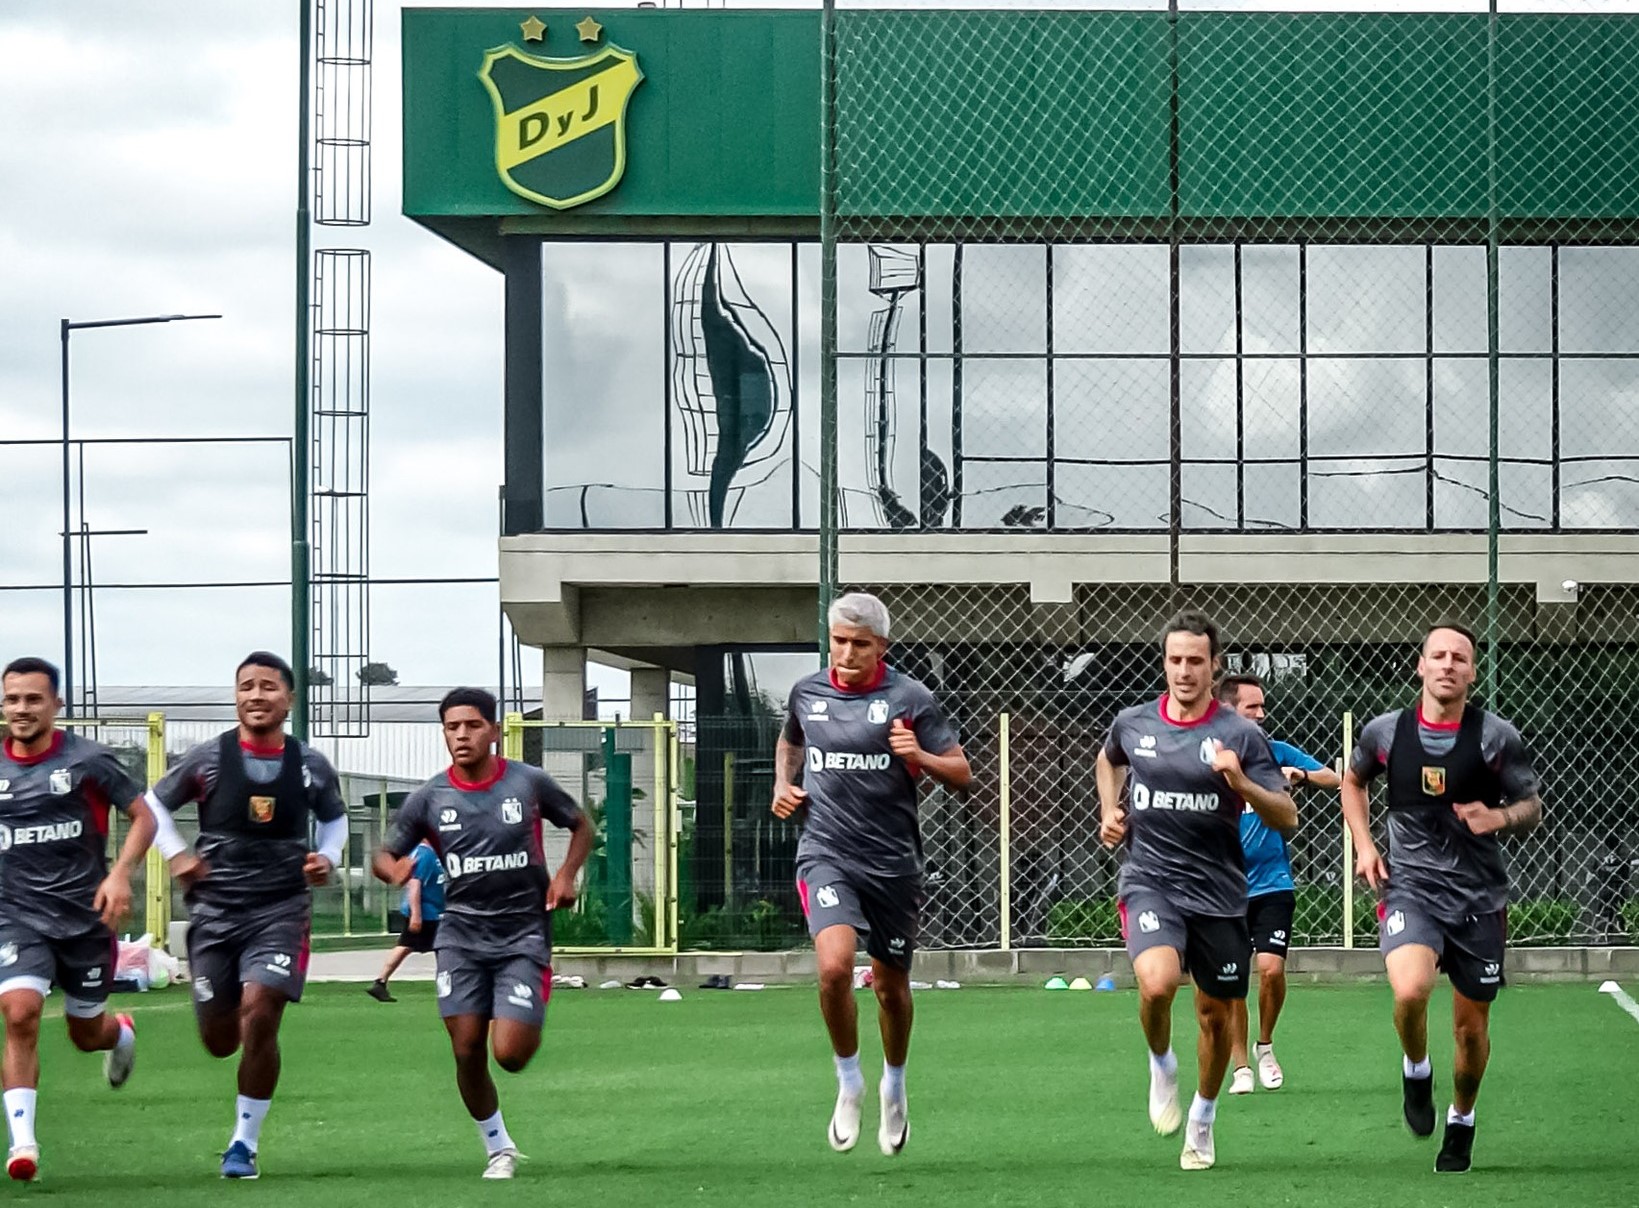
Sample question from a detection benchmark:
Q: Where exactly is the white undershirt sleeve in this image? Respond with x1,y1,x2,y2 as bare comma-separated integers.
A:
143,791,189,860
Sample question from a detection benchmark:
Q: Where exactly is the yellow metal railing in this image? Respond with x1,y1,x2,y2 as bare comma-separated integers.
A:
503,713,680,955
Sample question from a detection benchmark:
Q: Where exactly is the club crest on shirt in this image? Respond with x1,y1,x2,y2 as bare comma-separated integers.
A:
1421,766,1446,796
501,798,524,825
1198,739,1216,765
249,795,276,823
48,768,71,795
867,700,890,725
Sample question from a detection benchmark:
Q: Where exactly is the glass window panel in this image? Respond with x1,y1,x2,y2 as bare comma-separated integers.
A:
1180,245,1236,355
1054,245,1169,354
1308,245,1424,354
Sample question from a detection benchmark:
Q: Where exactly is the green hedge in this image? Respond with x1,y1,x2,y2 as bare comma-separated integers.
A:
1046,899,1122,945
1507,899,1580,946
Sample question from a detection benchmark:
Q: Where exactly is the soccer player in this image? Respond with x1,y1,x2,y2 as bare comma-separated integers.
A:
1215,672,1341,1096
0,657,155,1182
144,652,348,1180
771,592,971,1157
372,688,590,1180
366,839,446,1002
1342,622,1542,1174
1096,611,1295,1171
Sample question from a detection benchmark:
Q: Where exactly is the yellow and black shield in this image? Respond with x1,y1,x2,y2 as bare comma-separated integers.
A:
1421,766,1446,796
249,795,276,823
478,43,643,210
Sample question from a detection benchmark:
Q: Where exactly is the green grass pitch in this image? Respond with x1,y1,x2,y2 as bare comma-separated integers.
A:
16,980,1638,1206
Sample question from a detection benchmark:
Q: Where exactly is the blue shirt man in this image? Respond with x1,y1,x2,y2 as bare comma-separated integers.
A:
1240,739,1326,898
1216,674,1341,1097
402,841,446,922
368,839,447,1002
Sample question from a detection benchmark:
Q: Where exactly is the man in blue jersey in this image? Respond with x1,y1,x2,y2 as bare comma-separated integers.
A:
1215,673,1340,1096
367,840,446,1002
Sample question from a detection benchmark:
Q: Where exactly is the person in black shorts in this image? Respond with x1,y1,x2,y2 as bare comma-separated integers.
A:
374,688,591,1180
1343,622,1542,1174
1096,612,1295,1172
367,840,446,1002
1215,673,1341,1096
0,657,157,1182
144,652,348,1180
772,593,970,1158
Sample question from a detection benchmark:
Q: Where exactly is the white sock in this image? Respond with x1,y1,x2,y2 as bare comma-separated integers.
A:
4,1089,37,1149
882,1063,906,1102
1254,1041,1273,1057
476,1109,514,1156
1149,1048,1178,1078
1189,1092,1217,1125
1447,1105,1476,1127
834,1052,864,1095
1403,1055,1432,1080
116,1019,135,1051
231,1096,270,1153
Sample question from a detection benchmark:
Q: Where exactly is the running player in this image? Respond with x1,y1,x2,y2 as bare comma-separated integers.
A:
1096,611,1295,1171
1215,672,1341,1096
144,652,348,1180
0,657,155,1182
1342,622,1541,1173
366,839,445,1002
772,592,971,1158
373,687,590,1180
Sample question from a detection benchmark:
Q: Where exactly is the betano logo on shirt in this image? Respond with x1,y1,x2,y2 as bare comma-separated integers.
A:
0,819,83,851
1129,784,1217,813
807,748,892,773
445,849,529,879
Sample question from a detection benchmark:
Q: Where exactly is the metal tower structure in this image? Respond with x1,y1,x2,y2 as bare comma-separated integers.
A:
309,0,373,735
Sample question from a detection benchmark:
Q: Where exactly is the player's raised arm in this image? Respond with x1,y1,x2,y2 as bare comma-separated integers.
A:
886,686,971,790
372,788,430,886
1212,739,1297,835
94,793,159,928
1096,746,1128,848
771,695,808,819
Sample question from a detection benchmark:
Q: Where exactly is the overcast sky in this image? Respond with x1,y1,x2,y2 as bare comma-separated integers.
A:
1,0,1629,705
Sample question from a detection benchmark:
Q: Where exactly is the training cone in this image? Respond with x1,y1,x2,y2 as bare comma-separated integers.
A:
1067,976,1093,991
658,988,682,1002
1094,975,1117,992
1044,976,1069,990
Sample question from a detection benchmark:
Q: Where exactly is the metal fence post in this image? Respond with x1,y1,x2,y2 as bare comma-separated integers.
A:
999,712,1011,952
503,711,525,761
1342,711,1355,949
144,711,170,943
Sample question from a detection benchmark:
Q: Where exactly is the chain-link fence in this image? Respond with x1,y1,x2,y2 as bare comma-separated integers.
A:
795,2,1639,950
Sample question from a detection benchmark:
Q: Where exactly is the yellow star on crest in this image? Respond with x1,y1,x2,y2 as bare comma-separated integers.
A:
520,15,546,42
576,15,603,43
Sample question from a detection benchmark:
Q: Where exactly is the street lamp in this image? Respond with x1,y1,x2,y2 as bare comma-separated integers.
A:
60,312,221,716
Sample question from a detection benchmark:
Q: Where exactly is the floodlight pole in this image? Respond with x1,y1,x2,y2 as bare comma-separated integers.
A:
59,312,221,717
292,0,315,739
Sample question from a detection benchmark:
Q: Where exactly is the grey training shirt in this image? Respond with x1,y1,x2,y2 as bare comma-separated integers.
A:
0,731,142,939
1104,696,1289,917
385,760,584,962
783,665,959,879
1351,706,1539,919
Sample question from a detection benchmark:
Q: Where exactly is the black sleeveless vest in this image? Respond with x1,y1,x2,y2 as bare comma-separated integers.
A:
201,731,307,840
1385,705,1503,814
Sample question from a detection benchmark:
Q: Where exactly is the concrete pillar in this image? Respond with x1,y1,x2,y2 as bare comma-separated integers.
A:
628,666,670,915
541,646,587,721
630,667,670,722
